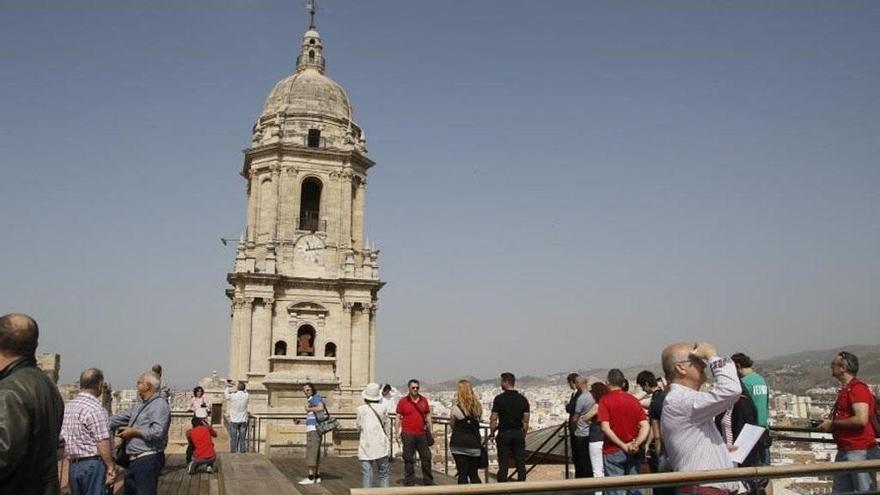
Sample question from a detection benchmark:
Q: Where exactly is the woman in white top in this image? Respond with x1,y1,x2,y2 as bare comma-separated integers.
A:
187,386,211,419
357,383,391,488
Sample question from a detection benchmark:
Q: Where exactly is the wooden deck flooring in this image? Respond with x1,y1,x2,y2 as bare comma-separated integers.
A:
150,454,457,495
156,454,219,495
271,456,458,494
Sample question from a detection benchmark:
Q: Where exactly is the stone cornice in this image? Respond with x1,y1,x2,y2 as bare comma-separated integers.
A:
227,272,385,292
242,143,374,176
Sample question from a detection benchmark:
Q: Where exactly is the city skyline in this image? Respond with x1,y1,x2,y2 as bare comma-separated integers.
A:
2,1,878,387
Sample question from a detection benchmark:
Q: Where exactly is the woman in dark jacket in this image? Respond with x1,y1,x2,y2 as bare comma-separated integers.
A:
449,379,484,484
715,384,769,494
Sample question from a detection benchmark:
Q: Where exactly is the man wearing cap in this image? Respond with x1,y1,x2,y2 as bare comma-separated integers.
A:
357,383,392,488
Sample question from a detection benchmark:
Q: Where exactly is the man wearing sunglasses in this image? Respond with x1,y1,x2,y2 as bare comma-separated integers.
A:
396,379,434,486
817,351,879,493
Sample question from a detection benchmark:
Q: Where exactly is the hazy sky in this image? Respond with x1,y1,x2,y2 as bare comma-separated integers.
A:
1,1,878,388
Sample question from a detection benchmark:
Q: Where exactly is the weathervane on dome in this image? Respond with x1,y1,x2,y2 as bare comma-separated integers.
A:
305,0,318,29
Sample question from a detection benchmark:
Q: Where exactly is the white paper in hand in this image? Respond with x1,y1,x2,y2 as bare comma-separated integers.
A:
730,423,765,464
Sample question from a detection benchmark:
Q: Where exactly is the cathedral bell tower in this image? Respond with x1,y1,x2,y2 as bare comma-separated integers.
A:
226,5,382,450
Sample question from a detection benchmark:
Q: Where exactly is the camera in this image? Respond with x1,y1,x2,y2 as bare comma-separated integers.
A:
809,419,822,428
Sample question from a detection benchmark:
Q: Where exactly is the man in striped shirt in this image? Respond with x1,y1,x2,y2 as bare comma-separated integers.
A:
660,342,741,495
61,368,116,495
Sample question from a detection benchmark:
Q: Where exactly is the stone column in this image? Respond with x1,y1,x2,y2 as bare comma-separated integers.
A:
250,299,273,375
271,166,281,240
338,302,353,387
239,299,254,381
246,170,258,244
368,304,377,383
340,172,353,248
352,178,365,251
228,298,242,380
349,305,369,388
279,167,296,242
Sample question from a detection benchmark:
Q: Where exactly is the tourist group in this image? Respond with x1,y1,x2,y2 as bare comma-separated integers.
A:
1,312,878,495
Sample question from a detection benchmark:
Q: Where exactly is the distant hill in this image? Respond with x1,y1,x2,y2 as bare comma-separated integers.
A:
423,344,880,395
757,344,880,395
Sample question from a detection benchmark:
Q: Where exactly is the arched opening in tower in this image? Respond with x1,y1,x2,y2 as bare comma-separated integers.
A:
299,178,322,231
296,325,316,356
274,340,288,356
324,342,336,358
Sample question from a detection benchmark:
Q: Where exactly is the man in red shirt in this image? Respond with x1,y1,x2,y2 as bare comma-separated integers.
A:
818,351,879,493
396,379,434,486
598,368,649,495
186,418,217,475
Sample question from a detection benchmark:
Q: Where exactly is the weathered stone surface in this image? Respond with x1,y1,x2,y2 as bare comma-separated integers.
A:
226,15,382,456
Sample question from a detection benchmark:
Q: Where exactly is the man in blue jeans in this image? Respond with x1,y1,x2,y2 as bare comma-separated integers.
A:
61,368,116,495
109,372,171,495
818,351,880,493
598,369,649,495
225,381,250,453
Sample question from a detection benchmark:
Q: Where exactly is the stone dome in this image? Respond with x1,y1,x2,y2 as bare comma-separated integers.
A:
261,68,352,122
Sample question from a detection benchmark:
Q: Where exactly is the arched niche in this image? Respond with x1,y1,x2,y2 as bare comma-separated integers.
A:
297,325,316,356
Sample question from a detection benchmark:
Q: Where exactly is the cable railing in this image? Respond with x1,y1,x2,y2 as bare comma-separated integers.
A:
351,459,880,495
244,411,877,489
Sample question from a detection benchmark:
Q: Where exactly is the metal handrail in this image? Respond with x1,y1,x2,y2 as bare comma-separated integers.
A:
351,459,880,495
521,422,568,478
245,411,357,454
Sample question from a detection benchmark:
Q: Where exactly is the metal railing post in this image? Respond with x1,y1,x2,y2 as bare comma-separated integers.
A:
444,421,449,475
390,417,395,459
563,423,569,480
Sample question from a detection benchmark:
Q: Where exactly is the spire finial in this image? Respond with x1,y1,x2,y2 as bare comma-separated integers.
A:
306,0,317,30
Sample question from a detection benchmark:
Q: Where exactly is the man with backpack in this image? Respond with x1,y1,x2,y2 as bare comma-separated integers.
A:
818,351,880,493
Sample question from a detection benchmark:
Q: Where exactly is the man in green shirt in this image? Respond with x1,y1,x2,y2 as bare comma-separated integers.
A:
732,352,772,495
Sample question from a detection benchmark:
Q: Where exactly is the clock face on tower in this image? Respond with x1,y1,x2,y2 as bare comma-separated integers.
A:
294,234,325,265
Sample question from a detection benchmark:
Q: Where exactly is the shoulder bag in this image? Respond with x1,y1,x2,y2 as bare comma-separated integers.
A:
113,396,157,469
315,400,340,435
419,398,435,446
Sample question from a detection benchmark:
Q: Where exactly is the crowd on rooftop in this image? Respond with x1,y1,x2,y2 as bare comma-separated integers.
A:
1,312,878,495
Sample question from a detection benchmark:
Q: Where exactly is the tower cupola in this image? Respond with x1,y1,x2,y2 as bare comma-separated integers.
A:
296,0,325,73
297,29,325,73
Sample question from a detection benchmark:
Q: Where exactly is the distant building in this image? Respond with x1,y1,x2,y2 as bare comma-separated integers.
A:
36,352,60,384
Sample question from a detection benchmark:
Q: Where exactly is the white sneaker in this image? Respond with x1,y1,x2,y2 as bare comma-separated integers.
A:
206,465,213,474
315,477,322,484
298,478,316,485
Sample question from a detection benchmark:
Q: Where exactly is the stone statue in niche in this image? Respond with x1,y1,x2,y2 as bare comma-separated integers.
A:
297,332,314,356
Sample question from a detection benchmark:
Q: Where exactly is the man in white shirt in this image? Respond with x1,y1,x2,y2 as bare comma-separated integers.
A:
224,381,249,453
660,342,741,495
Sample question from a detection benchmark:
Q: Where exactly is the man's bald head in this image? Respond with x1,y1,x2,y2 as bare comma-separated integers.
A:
661,343,693,381
79,368,105,394
0,313,39,358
